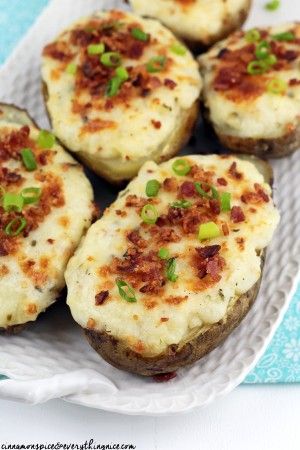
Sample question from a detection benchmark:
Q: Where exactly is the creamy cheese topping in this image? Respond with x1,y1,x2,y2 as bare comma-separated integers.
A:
66,155,279,357
0,118,94,328
41,10,201,170
130,0,249,44
199,23,300,139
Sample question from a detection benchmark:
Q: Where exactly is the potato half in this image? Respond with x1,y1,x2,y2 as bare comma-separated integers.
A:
129,0,251,50
199,23,300,158
0,104,94,332
41,10,202,183
66,154,279,376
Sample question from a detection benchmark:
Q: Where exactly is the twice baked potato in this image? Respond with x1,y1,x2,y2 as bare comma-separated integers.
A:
41,9,202,183
129,0,252,50
199,23,300,158
66,154,279,376
0,104,94,332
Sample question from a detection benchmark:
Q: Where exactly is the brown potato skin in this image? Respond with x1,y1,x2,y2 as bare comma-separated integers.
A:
0,324,27,335
85,261,263,376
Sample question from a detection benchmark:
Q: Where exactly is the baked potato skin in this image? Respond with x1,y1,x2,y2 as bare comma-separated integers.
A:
84,265,262,376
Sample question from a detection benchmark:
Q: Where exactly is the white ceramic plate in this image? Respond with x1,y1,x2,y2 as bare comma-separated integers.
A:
0,0,299,416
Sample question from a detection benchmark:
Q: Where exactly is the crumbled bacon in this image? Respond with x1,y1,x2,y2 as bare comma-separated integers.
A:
190,165,214,183
127,230,147,248
0,126,30,162
163,177,178,192
95,290,109,305
164,78,177,90
194,245,225,281
149,226,180,244
151,119,161,129
241,183,269,204
179,181,196,197
230,206,245,223
228,162,242,180
209,199,221,215
217,177,227,186
0,168,23,187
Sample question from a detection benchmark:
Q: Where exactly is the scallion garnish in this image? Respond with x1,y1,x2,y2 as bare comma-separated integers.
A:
4,217,27,237
265,0,280,10
171,199,192,209
247,60,268,75
131,27,149,42
106,67,128,97
146,179,160,197
220,192,231,212
116,279,137,302
255,40,270,60
116,66,129,81
37,130,56,149
267,78,287,94
172,158,191,176
272,31,295,41
87,43,105,55
158,248,170,260
20,148,37,171
264,53,277,66
245,29,261,43
66,63,77,75
100,52,122,67
166,257,178,282
195,182,219,200
198,222,220,241
146,56,167,73
140,204,158,224
170,43,187,55
21,187,41,205
3,193,24,212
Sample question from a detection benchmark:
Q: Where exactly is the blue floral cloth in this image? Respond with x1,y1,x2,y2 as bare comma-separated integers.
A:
0,0,299,384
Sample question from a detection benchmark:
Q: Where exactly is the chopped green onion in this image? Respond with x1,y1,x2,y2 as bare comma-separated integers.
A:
272,31,295,41
4,217,27,237
245,29,261,43
37,130,56,149
66,63,77,75
146,179,160,197
2,193,24,212
100,52,122,67
265,0,280,10
166,257,178,282
106,76,122,97
87,43,105,55
198,222,220,241
115,66,129,81
255,40,270,60
172,158,191,176
158,248,170,260
20,148,37,171
0,186,5,200
171,200,192,208
116,279,136,302
146,56,167,73
264,53,277,66
220,192,231,212
267,78,287,94
170,43,187,55
131,27,149,42
21,187,41,205
140,204,158,224
247,60,268,75
195,182,219,200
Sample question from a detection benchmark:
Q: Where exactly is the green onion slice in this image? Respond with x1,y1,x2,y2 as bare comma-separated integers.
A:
267,78,287,94
131,27,149,42
146,56,167,73
116,279,137,302
247,60,268,75
245,29,261,43
272,31,295,41
166,257,178,282
20,148,37,171
116,66,129,81
100,52,122,67
198,222,221,241
66,63,77,75
220,192,231,212
158,248,170,260
87,43,105,55
265,0,280,10
255,40,270,59
21,187,41,205
171,200,192,209
172,158,191,176
195,182,219,200
140,204,158,224
3,193,24,212
264,53,277,66
4,217,27,237
146,179,160,197
170,43,187,55
106,76,122,97
37,130,56,149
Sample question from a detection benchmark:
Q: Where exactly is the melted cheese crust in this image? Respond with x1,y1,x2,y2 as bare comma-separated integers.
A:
41,10,201,170
0,122,94,329
66,155,279,357
130,0,249,44
199,23,300,139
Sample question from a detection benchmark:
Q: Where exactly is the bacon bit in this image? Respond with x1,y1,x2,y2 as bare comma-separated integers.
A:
127,230,147,248
27,304,37,315
149,226,180,244
80,119,116,134
190,165,214,183
179,181,196,197
230,206,245,223
95,290,109,305
217,177,227,186
196,245,221,259
228,162,242,180
125,194,147,208
164,78,177,89
249,207,257,213
222,223,230,236
241,183,269,204
194,245,225,281
0,125,30,162
160,317,169,322
116,209,127,217
151,119,161,129
87,318,96,329
143,298,158,309
37,150,53,166
0,167,23,187
165,296,188,305
235,237,245,251
153,372,177,383
43,41,73,62
0,264,9,276
209,199,221,215
163,177,178,192
289,78,300,86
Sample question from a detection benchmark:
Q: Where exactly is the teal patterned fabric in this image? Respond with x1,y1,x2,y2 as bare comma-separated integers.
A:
0,0,299,384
